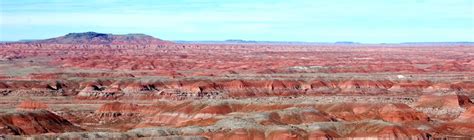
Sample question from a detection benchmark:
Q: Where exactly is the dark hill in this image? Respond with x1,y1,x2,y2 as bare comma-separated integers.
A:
32,32,173,45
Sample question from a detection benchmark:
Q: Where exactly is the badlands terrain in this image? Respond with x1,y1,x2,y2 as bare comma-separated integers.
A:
0,32,473,139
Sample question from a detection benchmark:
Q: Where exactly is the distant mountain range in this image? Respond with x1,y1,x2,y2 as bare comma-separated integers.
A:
174,40,361,45
175,40,473,45
17,32,173,45
2,32,473,45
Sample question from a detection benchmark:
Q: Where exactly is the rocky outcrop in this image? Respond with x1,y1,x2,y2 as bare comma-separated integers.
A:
76,83,123,99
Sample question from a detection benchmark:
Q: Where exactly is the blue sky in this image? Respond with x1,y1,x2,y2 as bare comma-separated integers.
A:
0,0,473,43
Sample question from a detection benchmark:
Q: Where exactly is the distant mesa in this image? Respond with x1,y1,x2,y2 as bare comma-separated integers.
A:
29,32,174,45
335,41,360,44
177,40,362,45
224,39,259,43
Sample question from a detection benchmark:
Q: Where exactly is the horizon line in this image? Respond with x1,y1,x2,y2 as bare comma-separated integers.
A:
1,31,473,44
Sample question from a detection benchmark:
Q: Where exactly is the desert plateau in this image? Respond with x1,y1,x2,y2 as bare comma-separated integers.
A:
0,32,472,139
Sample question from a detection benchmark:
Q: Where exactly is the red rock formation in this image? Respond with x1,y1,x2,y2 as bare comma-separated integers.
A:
345,121,428,139
1,40,474,138
138,102,235,127
456,106,474,122
379,104,430,123
415,94,473,109
451,81,474,93
315,103,429,123
307,130,340,140
266,128,308,140
198,103,235,115
263,108,334,125
206,129,265,140
96,102,141,116
338,80,393,91
0,110,83,135
1,78,473,99
16,100,48,110
76,83,123,99
388,80,432,92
